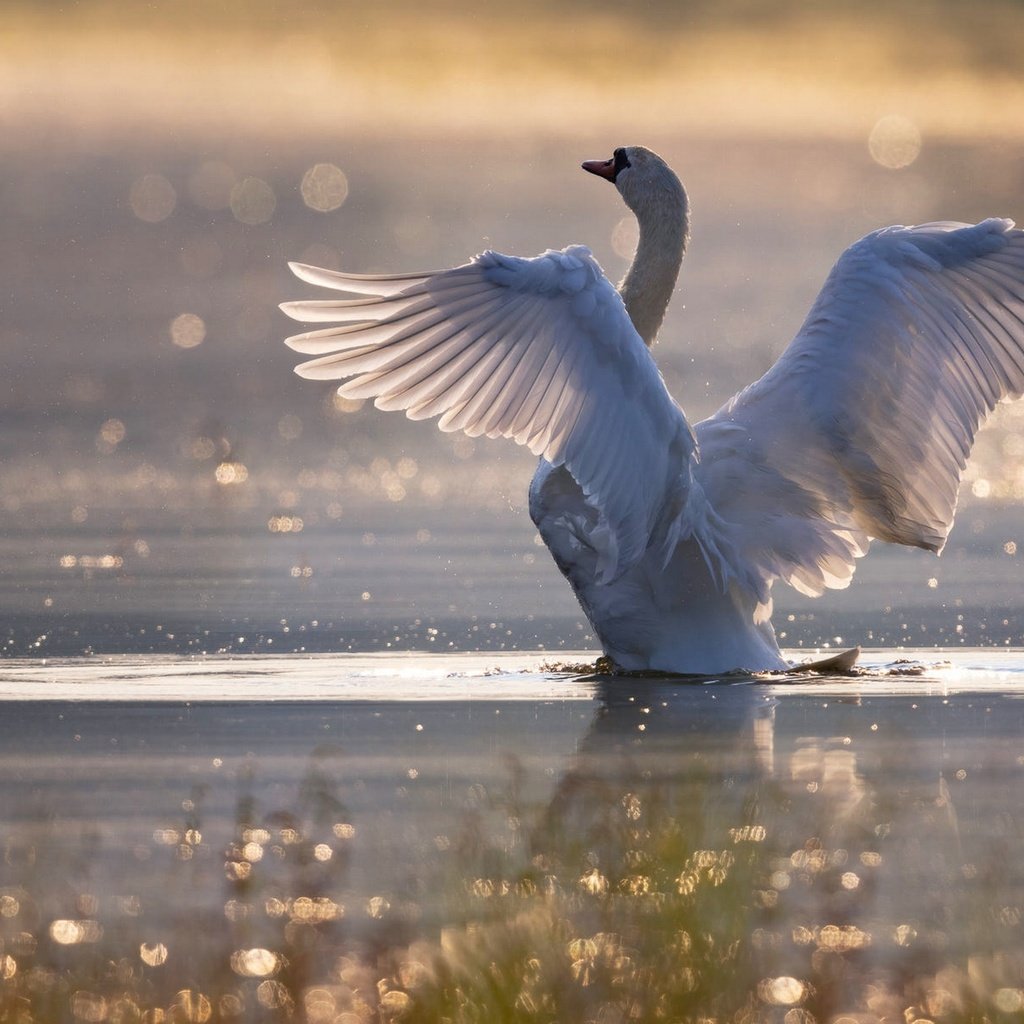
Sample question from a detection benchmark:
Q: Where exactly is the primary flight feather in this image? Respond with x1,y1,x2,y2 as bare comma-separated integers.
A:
281,145,1024,674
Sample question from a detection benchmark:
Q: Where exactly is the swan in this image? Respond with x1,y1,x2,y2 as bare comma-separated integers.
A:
280,145,1024,674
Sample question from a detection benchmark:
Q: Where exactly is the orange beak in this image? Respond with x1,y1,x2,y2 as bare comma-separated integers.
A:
581,157,617,182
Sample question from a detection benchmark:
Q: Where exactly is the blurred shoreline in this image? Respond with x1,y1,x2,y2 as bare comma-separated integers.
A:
4,2,1024,143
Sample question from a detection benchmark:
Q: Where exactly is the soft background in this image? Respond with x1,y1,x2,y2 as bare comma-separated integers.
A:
3,0,1024,656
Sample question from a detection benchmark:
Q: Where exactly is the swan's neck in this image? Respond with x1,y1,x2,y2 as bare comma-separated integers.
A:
619,188,689,347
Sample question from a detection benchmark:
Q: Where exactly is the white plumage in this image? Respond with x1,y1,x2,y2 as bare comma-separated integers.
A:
281,145,1024,674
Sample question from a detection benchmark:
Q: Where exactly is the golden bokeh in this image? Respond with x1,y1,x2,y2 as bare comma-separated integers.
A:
230,948,280,977
172,990,212,1023
758,976,807,1006
256,980,292,1011
169,313,206,349
140,942,169,966
268,514,303,533
301,163,349,212
994,989,1024,1013
366,896,390,919
868,114,923,169
99,418,125,445
229,177,276,225
49,919,102,945
215,461,248,485
70,991,107,1023
129,173,176,223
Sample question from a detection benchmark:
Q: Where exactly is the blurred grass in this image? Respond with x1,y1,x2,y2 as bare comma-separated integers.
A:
3,0,1024,141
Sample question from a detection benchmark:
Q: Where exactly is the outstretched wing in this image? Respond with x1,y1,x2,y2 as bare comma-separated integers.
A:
281,246,697,583
697,218,1024,600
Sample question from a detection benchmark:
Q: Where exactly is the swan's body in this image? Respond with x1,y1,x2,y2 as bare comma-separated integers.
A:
281,146,1024,674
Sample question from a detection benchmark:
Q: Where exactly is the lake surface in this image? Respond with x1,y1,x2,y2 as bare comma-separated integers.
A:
2,650,1024,1023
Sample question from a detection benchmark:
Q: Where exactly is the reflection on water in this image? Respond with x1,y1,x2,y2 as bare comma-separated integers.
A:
2,662,1024,1021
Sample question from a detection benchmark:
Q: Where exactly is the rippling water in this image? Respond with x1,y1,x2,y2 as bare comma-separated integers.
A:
2,650,1024,1022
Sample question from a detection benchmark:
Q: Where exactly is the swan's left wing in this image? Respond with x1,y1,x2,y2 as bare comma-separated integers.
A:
281,246,698,583
696,218,1024,605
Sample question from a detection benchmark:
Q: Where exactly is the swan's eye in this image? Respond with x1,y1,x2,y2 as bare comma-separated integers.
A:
613,148,631,176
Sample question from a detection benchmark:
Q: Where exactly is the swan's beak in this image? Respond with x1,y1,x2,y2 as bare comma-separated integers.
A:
582,158,617,182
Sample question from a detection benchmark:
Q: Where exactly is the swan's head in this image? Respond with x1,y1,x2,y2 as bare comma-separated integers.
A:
582,146,688,346
582,145,686,218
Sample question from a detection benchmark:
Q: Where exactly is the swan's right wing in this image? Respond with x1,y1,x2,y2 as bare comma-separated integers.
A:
697,218,1024,603
281,246,698,583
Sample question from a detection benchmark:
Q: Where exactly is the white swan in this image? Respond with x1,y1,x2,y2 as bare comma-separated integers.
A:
281,145,1024,674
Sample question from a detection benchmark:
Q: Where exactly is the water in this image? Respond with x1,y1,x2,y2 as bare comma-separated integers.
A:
2,650,1024,1022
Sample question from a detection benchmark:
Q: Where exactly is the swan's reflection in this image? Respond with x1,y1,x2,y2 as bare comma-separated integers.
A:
1,690,1023,1022
495,679,1020,1023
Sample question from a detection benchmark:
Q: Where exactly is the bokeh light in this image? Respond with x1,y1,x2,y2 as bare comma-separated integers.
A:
49,919,102,945
128,173,177,222
611,215,639,260
215,461,248,484
170,313,206,349
256,980,292,1011
759,976,807,1006
994,989,1024,1013
301,162,349,212
331,392,365,415
366,896,390,918
230,176,276,224
230,948,280,977
99,418,126,446
139,942,168,966
268,514,303,533
70,992,107,1023
868,114,922,169
172,990,211,1023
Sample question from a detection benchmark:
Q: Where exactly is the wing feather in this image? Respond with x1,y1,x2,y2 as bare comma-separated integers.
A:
288,261,430,295
334,295,517,400
696,218,1024,600
283,245,698,582
517,341,575,446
